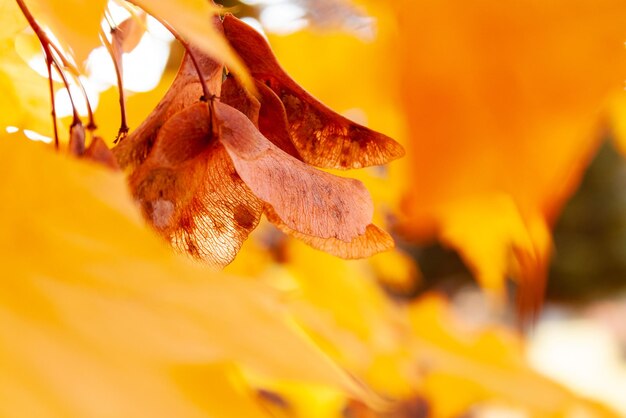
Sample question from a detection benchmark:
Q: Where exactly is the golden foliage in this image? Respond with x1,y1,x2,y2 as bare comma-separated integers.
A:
1,0,625,417
133,0,252,86
0,4,51,135
395,0,626,312
0,136,365,416
270,0,626,316
25,0,106,63
236,240,618,417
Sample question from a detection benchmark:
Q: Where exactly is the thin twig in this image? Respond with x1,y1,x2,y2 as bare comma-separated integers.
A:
104,8,117,29
15,0,82,147
121,0,223,142
45,57,60,148
125,0,212,102
51,59,80,124
48,42,97,130
100,28,129,143
159,19,212,102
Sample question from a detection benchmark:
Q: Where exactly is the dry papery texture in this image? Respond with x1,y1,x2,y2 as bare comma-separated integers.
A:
222,14,404,170
114,15,403,267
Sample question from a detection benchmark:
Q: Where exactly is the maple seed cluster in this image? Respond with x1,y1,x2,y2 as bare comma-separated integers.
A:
112,14,404,267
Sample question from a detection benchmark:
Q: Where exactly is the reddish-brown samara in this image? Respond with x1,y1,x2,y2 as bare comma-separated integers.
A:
113,15,403,267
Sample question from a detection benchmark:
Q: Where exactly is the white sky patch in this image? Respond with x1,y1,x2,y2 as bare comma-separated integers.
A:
87,10,172,94
241,0,377,41
260,3,307,34
146,16,175,42
121,34,170,92
298,0,376,41
86,31,170,93
54,87,74,118
23,26,76,76
528,315,626,416
23,27,77,81
103,0,131,30
27,55,62,82
85,46,116,91
3,127,52,144
8,0,172,138
23,129,52,143
54,77,99,118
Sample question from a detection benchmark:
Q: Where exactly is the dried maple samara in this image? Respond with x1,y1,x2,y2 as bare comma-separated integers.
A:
113,14,403,267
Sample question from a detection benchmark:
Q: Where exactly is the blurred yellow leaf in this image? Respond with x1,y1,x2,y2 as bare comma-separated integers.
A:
409,296,620,418
12,0,249,85
0,136,367,416
259,240,618,417
267,240,422,400
270,0,626,313
171,362,272,418
0,0,28,39
2,1,625,416
435,195,551,309
254,381,347,418
0,38,51,135
134,0,252,88
266,14,407,209
369,248,421,295
28,0,107,64
394,0,626,309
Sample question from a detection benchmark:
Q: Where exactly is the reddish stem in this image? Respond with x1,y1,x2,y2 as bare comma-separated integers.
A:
48,42,97,130
124,0,212,102
15,0,81,147
100,28,129,143
45,57,60,148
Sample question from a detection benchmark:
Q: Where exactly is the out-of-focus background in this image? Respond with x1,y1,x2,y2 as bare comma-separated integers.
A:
7,0,626,416
219,2,626,415
215,1,626,415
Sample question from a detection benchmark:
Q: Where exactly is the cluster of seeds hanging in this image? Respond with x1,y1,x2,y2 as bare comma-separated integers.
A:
21,0,404,266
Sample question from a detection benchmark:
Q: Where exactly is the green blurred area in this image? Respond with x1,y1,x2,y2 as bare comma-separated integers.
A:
548,142,626,302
